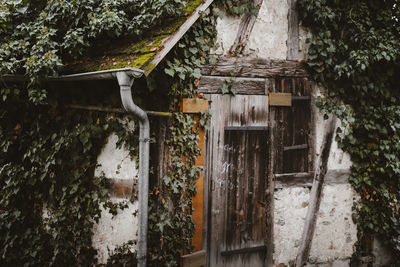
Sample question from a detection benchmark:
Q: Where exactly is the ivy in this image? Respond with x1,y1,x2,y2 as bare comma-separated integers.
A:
216,0,260,16
145,8,217,266
0,86,139,266
299,0,400,262
1,1,218,266
0,0,187,100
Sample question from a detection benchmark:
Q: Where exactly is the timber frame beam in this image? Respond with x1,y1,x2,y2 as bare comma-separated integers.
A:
199,57,309,95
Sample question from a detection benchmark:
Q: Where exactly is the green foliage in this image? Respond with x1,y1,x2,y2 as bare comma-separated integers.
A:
0,0,187,99
106,240,138,267
0,86,137,266
221,78,236,95
146,9,217,266
147,112,202,266
216,0,260,16
299,0,400,261
1,1,218,266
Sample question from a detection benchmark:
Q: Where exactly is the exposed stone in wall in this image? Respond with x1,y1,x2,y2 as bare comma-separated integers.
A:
274,184,357,266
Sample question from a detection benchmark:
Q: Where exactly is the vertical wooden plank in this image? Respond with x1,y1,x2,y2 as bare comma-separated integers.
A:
223,129,268,266
192,112,206,251
207,94,232,267
192,171,204,251
287,0,299,60
181,97,209,253
274,77,285,174
266,79,278,267
308,79,316,173
204,94,215,266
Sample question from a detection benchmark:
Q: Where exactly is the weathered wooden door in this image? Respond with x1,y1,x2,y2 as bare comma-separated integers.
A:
204,95,269,267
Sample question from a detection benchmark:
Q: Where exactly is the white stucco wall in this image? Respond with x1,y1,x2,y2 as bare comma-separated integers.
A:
93,199,138,263
213,0,289,59
213,0,313,61
93,126,139,264
274,184,357,266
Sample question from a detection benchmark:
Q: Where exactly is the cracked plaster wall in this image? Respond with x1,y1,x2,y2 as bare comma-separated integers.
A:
92,126,139,264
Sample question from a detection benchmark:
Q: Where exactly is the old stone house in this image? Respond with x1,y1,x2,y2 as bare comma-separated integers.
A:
83,1,390,266
3,0,391,266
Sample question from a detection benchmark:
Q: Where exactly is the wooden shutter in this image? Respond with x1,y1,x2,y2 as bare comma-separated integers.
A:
222,127,268,263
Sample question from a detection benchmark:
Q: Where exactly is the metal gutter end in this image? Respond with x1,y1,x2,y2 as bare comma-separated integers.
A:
48,68,144,82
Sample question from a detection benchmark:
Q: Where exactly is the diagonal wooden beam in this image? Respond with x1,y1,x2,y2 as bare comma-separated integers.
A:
295,117,336,266
228,0,263,56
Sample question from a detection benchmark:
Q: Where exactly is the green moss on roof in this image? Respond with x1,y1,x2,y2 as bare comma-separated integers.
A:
62,0,205,75
184,0,204,13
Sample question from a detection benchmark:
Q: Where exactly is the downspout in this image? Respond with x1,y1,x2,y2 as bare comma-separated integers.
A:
2,68,150,266
116,71,149,267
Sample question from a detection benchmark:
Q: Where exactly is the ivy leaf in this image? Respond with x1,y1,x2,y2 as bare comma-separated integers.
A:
165,68,175,77
221,82,230,94
193,68,201,79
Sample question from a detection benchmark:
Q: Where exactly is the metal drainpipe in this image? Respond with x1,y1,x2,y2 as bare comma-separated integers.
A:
116,71,149,267
3,68,150,266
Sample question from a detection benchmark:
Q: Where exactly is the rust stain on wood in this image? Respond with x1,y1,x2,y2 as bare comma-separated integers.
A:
269,93,292,106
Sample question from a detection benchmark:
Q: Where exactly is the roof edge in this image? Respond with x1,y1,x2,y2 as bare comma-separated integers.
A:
142,0,215,76
1,68,144,83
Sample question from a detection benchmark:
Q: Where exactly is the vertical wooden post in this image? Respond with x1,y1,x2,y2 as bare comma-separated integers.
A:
295,118,336,266
287,0,299,60
265,78,276,267
192,115,205,251
180,97,209,253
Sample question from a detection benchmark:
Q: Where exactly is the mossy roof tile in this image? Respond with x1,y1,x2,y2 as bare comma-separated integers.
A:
62,0,211,76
